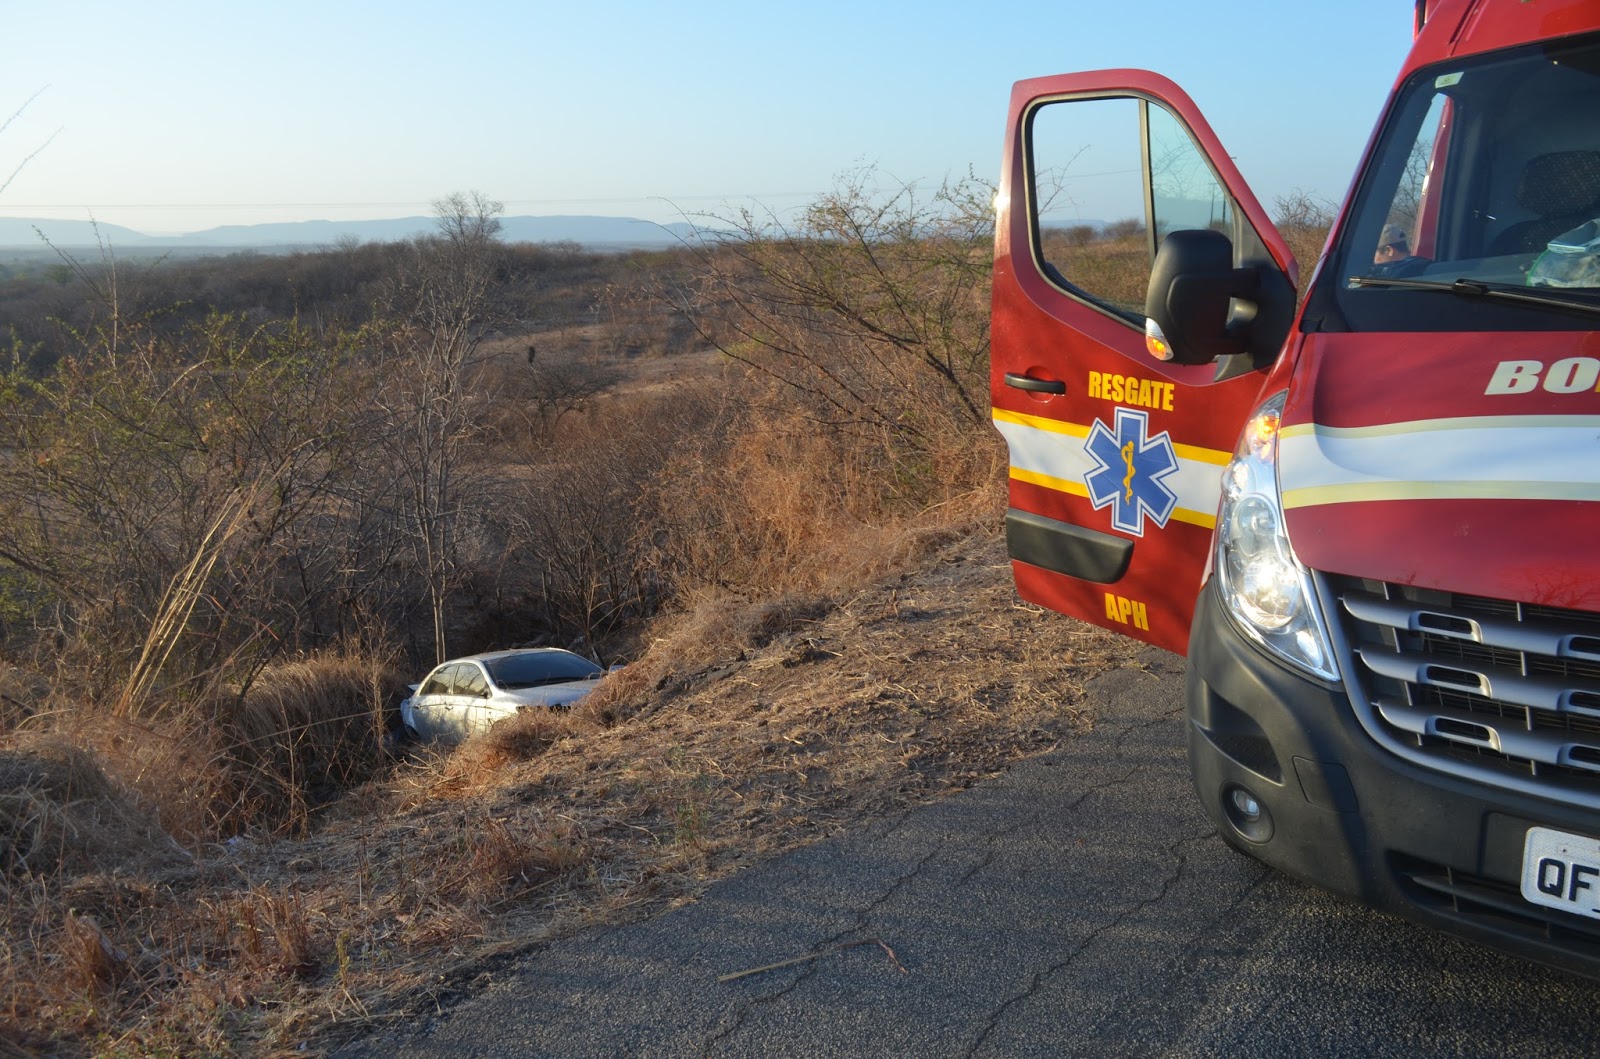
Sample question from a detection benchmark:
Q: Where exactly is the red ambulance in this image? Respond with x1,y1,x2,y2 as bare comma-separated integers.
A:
991,0,1600,974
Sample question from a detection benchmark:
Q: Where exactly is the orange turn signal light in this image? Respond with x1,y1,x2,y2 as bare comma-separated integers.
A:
1144,319,1172,361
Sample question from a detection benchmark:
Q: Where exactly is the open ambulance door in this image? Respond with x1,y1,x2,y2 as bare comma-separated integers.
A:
991,70,1300,655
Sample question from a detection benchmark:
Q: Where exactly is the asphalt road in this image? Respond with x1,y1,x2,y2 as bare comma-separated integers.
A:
336,647,1600,1058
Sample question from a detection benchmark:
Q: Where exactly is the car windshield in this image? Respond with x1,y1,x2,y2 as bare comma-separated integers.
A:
1314,32,1600,333
487,652,601,689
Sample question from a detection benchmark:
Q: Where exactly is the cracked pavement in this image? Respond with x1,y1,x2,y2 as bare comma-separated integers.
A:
334,648,1600,1058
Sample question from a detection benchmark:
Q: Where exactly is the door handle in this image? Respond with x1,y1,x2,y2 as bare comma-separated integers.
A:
1004,372,1066,395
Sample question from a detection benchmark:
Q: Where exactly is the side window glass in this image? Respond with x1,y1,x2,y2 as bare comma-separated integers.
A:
457,666,489,698
1028,96,1255,320
1029,97,1149,318
1148,106,1236,246
1388,93,1444,250
421,667,452,697
1356,91,1448,279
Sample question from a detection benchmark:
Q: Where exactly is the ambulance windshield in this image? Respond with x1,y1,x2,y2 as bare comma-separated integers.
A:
1320,32,1600,333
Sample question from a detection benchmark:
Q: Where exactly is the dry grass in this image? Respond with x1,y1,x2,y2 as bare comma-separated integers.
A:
0,193,1352,1057
0,524,1142,1057
312,525,1137,1047
0,645,407,1057
0,325,1095,1058
0,738,182,880
1037,231,1153,315
0,213,1144,1054
205,650,409,835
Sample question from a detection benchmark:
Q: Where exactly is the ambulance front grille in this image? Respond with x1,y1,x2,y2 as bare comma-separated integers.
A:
1330,576,1600,804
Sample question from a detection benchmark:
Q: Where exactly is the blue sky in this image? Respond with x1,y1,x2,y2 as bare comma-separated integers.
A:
0,0,1415,235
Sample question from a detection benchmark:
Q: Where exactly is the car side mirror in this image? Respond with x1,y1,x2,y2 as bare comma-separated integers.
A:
1143,229,1295,370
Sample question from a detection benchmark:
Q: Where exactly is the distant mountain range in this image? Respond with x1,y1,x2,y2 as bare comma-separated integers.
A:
0,214,703,252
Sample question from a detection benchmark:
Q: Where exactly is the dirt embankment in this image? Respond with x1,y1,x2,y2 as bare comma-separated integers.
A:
292,529,1140,1049
0,307,1148,1056
0,310,1137,1055
0,527,1144,1056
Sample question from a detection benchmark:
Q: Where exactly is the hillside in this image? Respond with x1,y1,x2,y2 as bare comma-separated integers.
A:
0,171,1037,1055
319,528,1143,1053
3,521,1145,1056
0,213,701,252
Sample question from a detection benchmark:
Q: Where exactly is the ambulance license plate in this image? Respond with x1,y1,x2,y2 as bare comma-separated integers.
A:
1521,827,1600,920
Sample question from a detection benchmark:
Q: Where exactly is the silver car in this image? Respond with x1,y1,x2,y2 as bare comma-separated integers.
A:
399,648,604,743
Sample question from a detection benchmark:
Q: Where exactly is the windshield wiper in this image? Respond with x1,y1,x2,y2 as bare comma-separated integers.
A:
1347,275,1600,317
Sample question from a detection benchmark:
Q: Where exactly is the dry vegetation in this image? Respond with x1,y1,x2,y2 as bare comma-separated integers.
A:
0,522,1142,1059
0,180,1324,1056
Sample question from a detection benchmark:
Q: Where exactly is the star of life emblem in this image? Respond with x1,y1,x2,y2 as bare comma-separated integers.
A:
1083,408,1179,536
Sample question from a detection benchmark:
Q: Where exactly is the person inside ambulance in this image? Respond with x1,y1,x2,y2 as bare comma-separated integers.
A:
1370,223,1427,277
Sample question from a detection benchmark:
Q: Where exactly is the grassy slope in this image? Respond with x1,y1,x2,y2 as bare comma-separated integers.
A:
2,522,1144,1057
0,235,1166,1053
302,526,1142,1053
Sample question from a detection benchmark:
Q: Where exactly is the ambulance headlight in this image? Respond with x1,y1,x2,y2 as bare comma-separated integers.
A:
1215,393,1338,681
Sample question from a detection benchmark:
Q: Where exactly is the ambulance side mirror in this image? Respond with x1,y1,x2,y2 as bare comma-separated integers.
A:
1143,229,1295,370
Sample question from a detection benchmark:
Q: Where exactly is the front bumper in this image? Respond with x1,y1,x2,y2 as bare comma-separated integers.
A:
1187,576,1600,978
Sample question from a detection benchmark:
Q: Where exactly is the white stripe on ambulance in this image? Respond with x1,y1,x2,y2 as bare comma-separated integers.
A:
1278,414,1600,508
992,409,1230,529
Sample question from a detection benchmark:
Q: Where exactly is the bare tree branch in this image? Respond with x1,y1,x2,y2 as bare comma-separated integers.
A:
0,86,61,197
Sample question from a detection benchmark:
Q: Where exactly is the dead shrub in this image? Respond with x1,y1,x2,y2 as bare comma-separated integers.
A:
412,707,592,804
685,166,994,448
203,649,406,834
643,409,889,596
1035,231,1153,316
637,378,1004,609
570,591,835,732
466,707,584,771
573,663,658,729
1270,189,1336,300
59,911,127,995
450,815,590,903
0,665,47,733
487,380,727,651
0,737,178,880
585,468,1004,731
475,347,627,446
67,712,240,845
230,885,319,979
37,647,408,843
